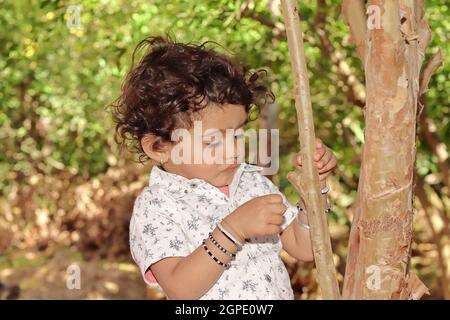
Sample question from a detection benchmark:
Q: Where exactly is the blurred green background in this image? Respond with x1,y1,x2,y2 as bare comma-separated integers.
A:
0,0,448,299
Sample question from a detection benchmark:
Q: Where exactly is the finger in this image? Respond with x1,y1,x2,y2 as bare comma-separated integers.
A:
266,225,282,235
313,138,324,161
319,166,335,181
267,214,285,225
296,154,302,166
318,157,337,173
264,194,283,204
319,160,336,175
269,203,287,215
317,150,333,170
292,153,302,167
318,156,336,174
315,138,323,149
277,204,287,214
314,145,327,161
319,170,333,181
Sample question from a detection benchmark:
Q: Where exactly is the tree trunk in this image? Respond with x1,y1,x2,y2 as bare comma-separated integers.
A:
341,0,441,299
280,0,341,300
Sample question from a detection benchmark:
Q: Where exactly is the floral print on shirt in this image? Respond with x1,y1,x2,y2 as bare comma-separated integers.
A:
129,163,299,300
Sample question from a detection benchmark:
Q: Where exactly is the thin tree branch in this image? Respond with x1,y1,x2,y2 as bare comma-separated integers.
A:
280,0,341,300
418,51,443,100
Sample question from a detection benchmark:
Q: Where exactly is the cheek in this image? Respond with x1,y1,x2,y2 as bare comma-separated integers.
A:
168,135,232,178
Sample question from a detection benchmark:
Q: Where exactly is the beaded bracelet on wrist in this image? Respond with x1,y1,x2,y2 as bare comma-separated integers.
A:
208,232,236,258
202,240,231,270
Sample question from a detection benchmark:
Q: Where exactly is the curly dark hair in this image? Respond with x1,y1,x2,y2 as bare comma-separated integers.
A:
110,36,275,163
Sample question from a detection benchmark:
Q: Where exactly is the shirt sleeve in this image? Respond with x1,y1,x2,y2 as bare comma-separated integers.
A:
259,175,299,231
129,187,191,285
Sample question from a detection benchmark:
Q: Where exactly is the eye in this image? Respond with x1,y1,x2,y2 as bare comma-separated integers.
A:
206,140,223,148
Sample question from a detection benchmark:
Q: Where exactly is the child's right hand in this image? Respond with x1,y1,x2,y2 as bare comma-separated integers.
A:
224,194,287,240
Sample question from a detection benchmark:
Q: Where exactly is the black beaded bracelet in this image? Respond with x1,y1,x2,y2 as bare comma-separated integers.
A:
208,232,236,258
202,240,231,270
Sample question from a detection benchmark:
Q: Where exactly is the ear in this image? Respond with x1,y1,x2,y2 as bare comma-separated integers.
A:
141,134,171,163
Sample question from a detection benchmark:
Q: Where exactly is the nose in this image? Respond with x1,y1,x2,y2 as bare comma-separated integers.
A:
224,135,240,164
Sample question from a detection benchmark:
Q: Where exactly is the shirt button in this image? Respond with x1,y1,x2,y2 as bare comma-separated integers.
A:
264,274,272,283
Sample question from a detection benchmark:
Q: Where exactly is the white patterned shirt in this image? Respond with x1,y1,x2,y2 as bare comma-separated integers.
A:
129,163,299,300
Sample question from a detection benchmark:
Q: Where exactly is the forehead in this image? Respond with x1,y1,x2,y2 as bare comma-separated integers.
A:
195,103,248,130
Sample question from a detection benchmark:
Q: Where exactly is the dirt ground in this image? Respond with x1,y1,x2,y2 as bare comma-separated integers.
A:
0,246,166,300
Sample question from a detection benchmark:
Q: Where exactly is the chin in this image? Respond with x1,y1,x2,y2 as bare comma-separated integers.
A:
209,174,230,188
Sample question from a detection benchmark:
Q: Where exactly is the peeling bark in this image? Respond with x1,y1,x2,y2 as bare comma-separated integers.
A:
280,0,341,300
341,0,440,299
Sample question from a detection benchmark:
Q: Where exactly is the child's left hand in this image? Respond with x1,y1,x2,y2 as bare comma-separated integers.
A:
293,138,337,181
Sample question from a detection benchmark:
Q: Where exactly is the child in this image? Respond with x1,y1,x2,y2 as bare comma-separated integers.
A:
111,36,337,300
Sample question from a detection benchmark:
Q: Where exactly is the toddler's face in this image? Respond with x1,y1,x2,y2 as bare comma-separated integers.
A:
162,103,248,187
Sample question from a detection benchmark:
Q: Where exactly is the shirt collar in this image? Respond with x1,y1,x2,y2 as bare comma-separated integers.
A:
148,163,263,198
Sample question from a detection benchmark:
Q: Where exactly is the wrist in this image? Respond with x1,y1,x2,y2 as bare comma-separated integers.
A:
222,214,246,244
295,202,311,230
209,228,238,260
297,210,309,223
